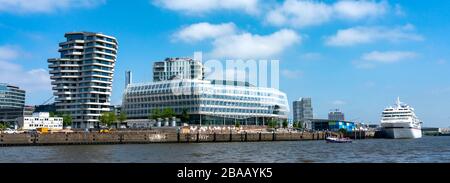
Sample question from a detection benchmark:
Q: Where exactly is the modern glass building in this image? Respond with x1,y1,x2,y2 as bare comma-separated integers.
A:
0,106,34,126
0,83,25,109
123,57,288,125
0,83,27,126
293,97,313,129
122,79,289,125
48,32,118,129
328,109,345,121
312,119,355,132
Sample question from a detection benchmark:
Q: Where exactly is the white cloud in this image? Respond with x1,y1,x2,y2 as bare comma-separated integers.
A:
0,0,106,14
266,0,333,27
364,81,376,88
281,69,303,79
353,61,375,69
362,51,417,63
0,45,19,60
437,59,447,65
173,22,301,59
0,62,52,100
431,87,450,95
173,22,237,42
333,0,387,20
325,24,423,46
210,29,301,59
394,4,405,16
266,0,388,28
153,0,259,15
332,100,346,105
300,52,322,61
0,46,51,104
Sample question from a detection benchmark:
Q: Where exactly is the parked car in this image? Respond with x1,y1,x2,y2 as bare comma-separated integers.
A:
2,128,18,134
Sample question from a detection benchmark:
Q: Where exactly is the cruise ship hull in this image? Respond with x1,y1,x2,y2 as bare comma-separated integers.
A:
382,127,422,139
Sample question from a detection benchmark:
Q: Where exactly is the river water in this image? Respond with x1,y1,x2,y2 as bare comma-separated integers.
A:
1,136,449,163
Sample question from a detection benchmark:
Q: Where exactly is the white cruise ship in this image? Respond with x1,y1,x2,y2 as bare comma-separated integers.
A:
380,97,422,139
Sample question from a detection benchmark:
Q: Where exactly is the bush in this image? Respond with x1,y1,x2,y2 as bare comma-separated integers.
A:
338,128,347,135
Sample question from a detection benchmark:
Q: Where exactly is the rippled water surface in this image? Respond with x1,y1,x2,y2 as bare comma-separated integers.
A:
1,136,450,163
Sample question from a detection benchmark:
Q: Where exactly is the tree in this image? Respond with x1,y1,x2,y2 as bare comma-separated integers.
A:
282,120,288,128
100,112,116,127
162,108,176,118
118,113,127,123
235,121,241,128
293,121,298,128
267,118,277,128
0,122,7,131
180,108,190,123
62,113,73,127
338,128,347,135
149,109,162,120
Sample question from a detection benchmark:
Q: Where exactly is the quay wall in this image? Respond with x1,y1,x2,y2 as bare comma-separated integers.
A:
0,131,342,146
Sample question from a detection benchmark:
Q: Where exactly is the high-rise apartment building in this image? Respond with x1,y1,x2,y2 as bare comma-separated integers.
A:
328,109,345,121
153,57,203,82
293,98,313,129
293,98,313,122
48,32,118,129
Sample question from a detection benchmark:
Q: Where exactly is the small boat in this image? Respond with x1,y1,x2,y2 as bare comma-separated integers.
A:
326,136,352,143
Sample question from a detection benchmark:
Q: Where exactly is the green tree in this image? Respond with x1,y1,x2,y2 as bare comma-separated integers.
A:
293,121,298,128
149,109,162,120
162,108,176,118
267,119,277,128
100,112,116,127
118,113,127,123
338,128,347,135
62,113,73,127
180,108,190,123
0,122,7,131
282,120,288,128
235,121,241,128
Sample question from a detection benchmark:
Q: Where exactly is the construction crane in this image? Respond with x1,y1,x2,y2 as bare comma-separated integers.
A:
41,96,55,105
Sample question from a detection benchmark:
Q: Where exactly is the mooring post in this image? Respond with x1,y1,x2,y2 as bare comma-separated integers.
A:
196,132,200,143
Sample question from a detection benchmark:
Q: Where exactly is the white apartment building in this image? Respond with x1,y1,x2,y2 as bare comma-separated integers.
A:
48,32,118,129
153,57,203,82
17,112,63,130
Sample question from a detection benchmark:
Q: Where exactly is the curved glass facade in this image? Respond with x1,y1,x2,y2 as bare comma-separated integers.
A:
0,83,25,109
122,79,289,125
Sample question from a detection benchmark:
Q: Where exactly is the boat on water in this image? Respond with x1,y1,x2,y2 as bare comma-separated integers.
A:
325,136,352,143
380,97,422,139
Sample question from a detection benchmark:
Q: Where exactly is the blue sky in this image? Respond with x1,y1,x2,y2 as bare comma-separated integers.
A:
0,0,449,127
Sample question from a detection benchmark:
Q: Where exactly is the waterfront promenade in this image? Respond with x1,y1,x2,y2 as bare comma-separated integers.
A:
0,129,352,146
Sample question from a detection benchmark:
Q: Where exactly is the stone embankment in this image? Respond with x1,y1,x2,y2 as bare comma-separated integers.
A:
0,130,341,146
